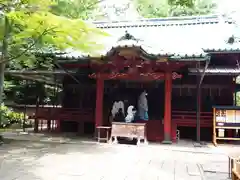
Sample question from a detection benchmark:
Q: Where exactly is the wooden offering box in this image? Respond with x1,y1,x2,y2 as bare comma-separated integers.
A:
232,160,240,180
110,122,147,145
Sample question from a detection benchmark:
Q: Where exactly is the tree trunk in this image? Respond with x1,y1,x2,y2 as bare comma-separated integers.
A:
0,64,6,107
0,64,5,138
0,17,9,104
0,16,10,138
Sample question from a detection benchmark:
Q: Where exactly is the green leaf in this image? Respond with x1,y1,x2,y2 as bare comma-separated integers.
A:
134,0,216,17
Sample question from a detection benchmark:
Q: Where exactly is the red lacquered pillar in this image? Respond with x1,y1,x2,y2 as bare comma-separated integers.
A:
163,71,172,144
95,77,104,128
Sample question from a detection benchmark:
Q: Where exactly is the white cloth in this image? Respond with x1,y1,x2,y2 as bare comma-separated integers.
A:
138,91,148,111
111,101,124,117
125,105,136,123
138,91,148,119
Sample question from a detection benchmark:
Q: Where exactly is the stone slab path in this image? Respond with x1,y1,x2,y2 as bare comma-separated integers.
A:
0,139,235,180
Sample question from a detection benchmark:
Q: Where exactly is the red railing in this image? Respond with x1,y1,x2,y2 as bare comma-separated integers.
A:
172,110,213,127
57,109,94,122
34,107,94,122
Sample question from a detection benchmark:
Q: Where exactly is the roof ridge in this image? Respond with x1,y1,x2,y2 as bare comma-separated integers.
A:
92,14,234,28
92,14,219,24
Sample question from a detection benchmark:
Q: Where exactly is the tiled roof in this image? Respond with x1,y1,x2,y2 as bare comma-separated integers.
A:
96,15,238,53
4,70,68,86
93,15,221,28
52,15,240,61
188,68,240,75
204,42,240,53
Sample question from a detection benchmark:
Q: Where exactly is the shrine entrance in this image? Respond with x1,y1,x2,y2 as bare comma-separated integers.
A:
91,69,183,143
103,80,165,124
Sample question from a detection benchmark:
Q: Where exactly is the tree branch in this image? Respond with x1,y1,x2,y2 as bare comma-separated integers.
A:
54,60,81,84
86,0,106,9
0,27,57,64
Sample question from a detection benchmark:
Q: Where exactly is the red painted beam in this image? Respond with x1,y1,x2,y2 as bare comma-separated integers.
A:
89,72,182,81
89,72,165,80
61,60,192,71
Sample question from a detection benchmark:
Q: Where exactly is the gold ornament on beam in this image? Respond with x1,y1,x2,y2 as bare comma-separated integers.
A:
118,49,138,59
156,57,168,62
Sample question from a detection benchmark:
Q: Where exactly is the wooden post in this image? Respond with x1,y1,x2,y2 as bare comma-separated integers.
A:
213,107,216,146
47,108,51,131
163,71,172,144
95,77,104,128
196,78,201,143
56,119,61,132
233,77,236,106
34,96,39,133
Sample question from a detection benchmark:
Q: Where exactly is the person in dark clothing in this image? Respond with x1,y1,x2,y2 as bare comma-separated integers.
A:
114,108,125,122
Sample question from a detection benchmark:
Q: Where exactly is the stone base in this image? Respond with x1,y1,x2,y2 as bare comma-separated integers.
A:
193,141,206,147
162,133,172,144
193,143,202,147
162,140,172,144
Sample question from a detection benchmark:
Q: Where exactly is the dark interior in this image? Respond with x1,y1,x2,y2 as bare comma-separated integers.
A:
103,80,165,121
60,121,78,132
178,127,212,141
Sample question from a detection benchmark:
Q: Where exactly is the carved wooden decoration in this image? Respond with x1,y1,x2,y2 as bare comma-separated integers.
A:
89,72,182,81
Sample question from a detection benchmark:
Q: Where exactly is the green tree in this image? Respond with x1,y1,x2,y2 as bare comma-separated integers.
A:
0,0,107,126
51,0,103,20
134,0,217,18
168,0,194,7
134,0,170,18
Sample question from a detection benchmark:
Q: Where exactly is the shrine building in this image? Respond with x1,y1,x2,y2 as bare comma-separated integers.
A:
8,15,240,143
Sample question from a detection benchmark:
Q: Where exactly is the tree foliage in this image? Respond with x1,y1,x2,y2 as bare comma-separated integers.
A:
51,0,103,20
0,105,24,128
0,0,107,67
168,0,194,7
5,3,106,57
134,0,217,18
0,0,108,124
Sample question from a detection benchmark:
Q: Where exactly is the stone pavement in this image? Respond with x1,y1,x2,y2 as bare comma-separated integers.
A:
0,139,236,180
1,131,72,143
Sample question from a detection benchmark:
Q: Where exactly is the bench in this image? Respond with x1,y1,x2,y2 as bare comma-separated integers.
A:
96,126,111,143
110,122,147,145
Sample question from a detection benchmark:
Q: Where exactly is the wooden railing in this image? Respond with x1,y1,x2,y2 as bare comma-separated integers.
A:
172,110,213,127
